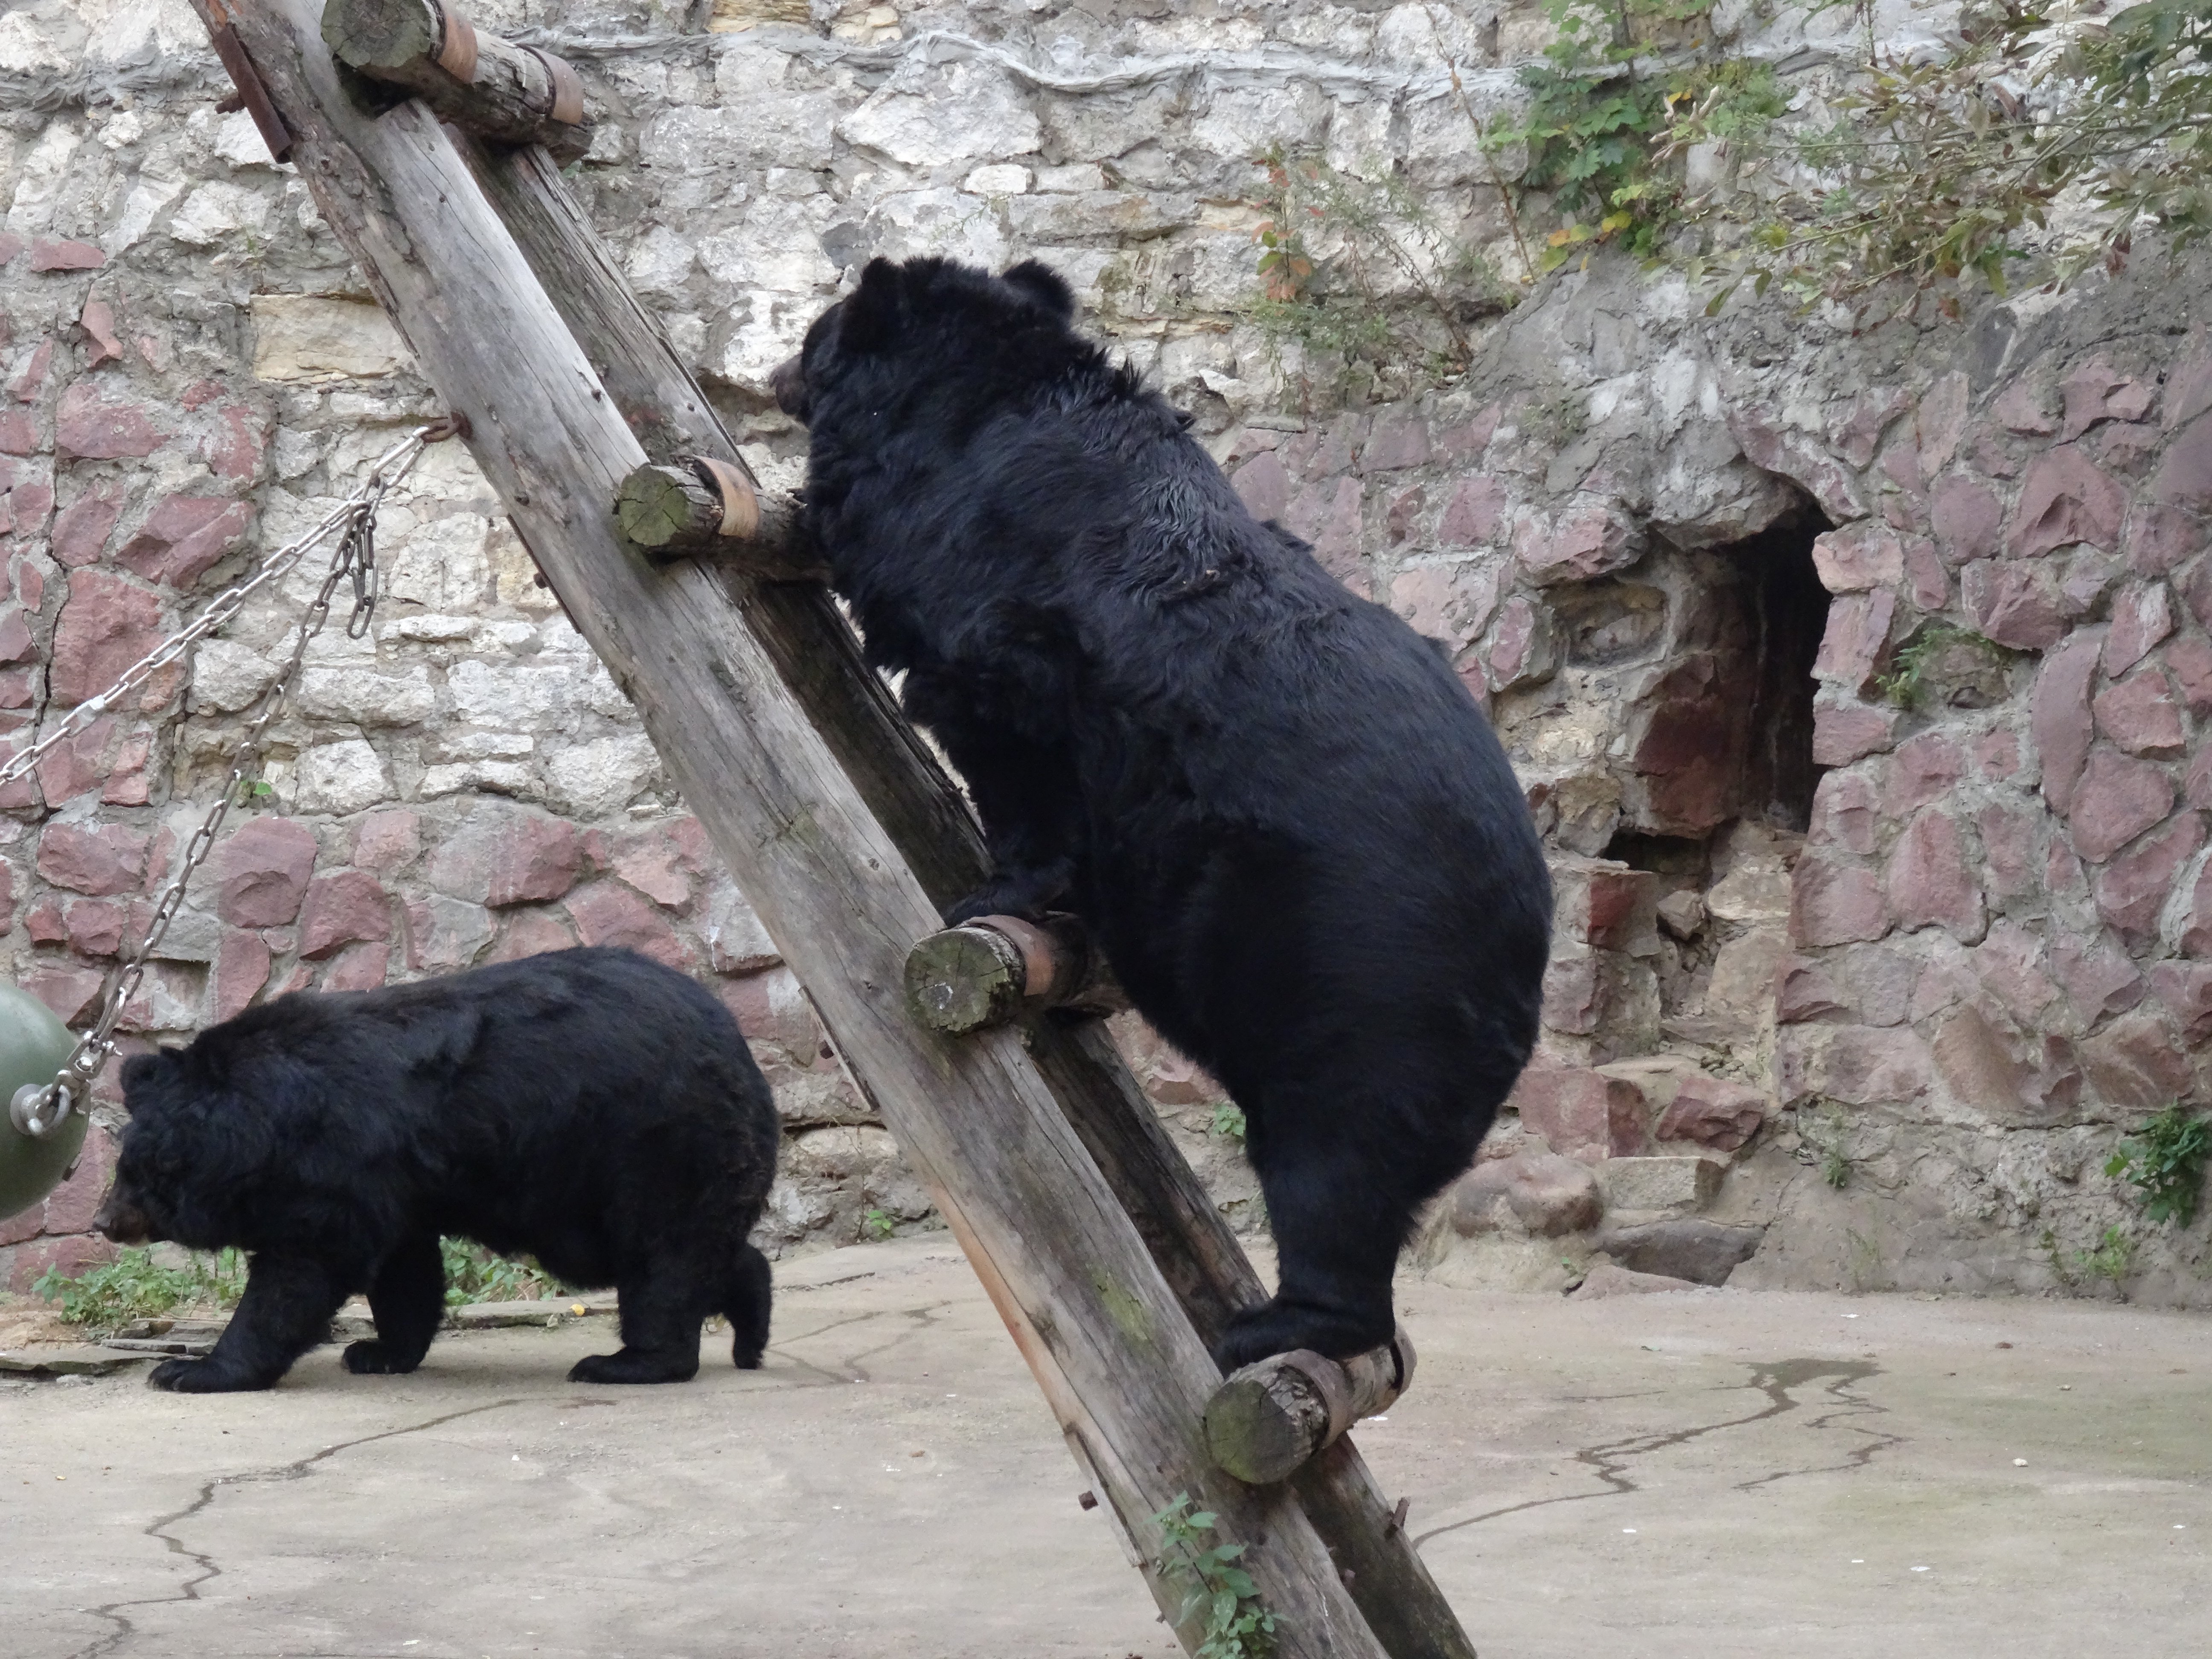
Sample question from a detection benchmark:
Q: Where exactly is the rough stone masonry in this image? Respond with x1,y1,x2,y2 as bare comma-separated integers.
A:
0,0,2206,1303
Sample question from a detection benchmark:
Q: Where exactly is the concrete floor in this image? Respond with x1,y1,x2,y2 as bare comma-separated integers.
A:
3,1235,2209,1659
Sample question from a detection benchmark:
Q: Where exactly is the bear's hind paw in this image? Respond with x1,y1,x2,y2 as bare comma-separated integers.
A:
568,1348,701,1385
342,1339,423,1376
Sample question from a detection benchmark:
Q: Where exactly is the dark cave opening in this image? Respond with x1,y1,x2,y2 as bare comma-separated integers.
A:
1729,514,1835,835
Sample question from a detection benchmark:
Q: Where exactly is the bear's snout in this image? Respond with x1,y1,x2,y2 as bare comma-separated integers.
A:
92,1187,153,1245
769,354,809,423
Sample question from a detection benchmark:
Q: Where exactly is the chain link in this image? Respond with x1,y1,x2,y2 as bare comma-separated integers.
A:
9,420,459,1140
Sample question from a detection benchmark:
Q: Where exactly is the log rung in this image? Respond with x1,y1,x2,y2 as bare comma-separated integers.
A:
610,458,825,581
903,912,1127,1034
320,0,592,163
1204,1326,1416,1486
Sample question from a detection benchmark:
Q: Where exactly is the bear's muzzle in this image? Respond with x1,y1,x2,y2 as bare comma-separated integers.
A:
769,354,809,423
92,1187,153,1244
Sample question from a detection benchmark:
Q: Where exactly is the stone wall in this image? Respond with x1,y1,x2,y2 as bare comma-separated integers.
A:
1,0,2206,1298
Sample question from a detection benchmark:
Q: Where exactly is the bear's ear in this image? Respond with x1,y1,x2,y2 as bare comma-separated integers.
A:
1001,259,1077,321
836,257,906,355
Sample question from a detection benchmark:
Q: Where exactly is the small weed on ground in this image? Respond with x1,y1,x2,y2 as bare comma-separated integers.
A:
862,1207,898,1242
38,1240,563,1333
2107,1105,2212,1227
1793,1105,1852,1189
1210,1102,1249,1144
1151,1493,1278,1659
35,1247,246,1335
2043,1224,2139,1292
440,1238,567,1307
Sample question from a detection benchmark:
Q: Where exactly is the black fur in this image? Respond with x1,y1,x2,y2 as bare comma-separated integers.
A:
778,256,1553,1370
99,948,779,1392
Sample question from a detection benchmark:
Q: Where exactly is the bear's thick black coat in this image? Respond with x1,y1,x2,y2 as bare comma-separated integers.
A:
95,947,779,1392
775,256,1553,1369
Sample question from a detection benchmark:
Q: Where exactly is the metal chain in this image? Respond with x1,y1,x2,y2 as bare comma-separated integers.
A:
8,418,462,1140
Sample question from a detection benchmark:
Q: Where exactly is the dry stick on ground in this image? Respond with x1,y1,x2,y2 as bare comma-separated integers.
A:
209,2,1473,1653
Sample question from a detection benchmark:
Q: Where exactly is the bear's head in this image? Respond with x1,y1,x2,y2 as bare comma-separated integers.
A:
95,1046,272,1250
770,256,1083,427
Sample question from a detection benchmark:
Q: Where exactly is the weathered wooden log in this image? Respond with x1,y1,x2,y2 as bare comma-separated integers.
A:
320,0,591,163
905,913,1126,1033
1206,1327,1415,1486
191,5,1416,1654
611,459,826,581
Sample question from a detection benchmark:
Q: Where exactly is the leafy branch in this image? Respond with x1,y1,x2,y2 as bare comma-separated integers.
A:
1151,1493,1278,1659
2106,1104,2212,1226
1664,0,2212,316
1246,149,1511,403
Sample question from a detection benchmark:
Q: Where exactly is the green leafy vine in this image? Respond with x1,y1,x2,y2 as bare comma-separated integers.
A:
1151,1494,1278,1659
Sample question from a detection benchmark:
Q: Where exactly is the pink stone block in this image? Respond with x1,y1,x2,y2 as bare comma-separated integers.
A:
1885,810,1985,941
213,817,319,926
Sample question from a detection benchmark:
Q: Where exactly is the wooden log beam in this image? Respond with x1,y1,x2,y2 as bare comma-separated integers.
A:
905,913,1126,1033
1206,1329,1415,1487
190,5,1414,1655
320,0,591,163
611,458,826,581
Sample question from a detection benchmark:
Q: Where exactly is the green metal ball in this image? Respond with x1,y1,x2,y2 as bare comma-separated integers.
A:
0,987,87,1223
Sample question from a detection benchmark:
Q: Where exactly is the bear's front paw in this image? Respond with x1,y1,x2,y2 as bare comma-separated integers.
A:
342,1339,420,1376
148,1357,263,1394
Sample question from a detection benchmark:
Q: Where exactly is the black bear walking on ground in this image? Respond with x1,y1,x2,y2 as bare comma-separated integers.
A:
774,256,1552,1370
94,947,780,1392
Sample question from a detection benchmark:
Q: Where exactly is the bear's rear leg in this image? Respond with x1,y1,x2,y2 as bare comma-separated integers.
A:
1214,1157,1405,1372
568,1260,704,1385
151,1253,348,1393
725,1243,772,1369
346,1233,444,1376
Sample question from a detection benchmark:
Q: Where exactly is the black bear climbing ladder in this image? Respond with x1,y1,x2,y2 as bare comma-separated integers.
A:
189,3,1479,1653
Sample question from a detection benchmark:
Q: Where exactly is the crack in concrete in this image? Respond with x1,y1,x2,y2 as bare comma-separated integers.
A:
64,1397,526,1659
768,1301,957,1386
1412,1358,1896,1547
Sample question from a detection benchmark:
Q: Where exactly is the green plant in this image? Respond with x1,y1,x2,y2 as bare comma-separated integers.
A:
2077,1225,2138,1285
1797,1105,1852,1188
1487,0,1783,269
1246,149,1511,403
1873,622,2019,711
439,1238,566,1307
1150,1493,1278,1659
1210,1101,1249,1144
2043,1223,2138,1289
862,1207,897,1242
1844,1226,1883,1290
35,1247,246,1334
2106,1105,2212,1226
1666,0,2212,315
